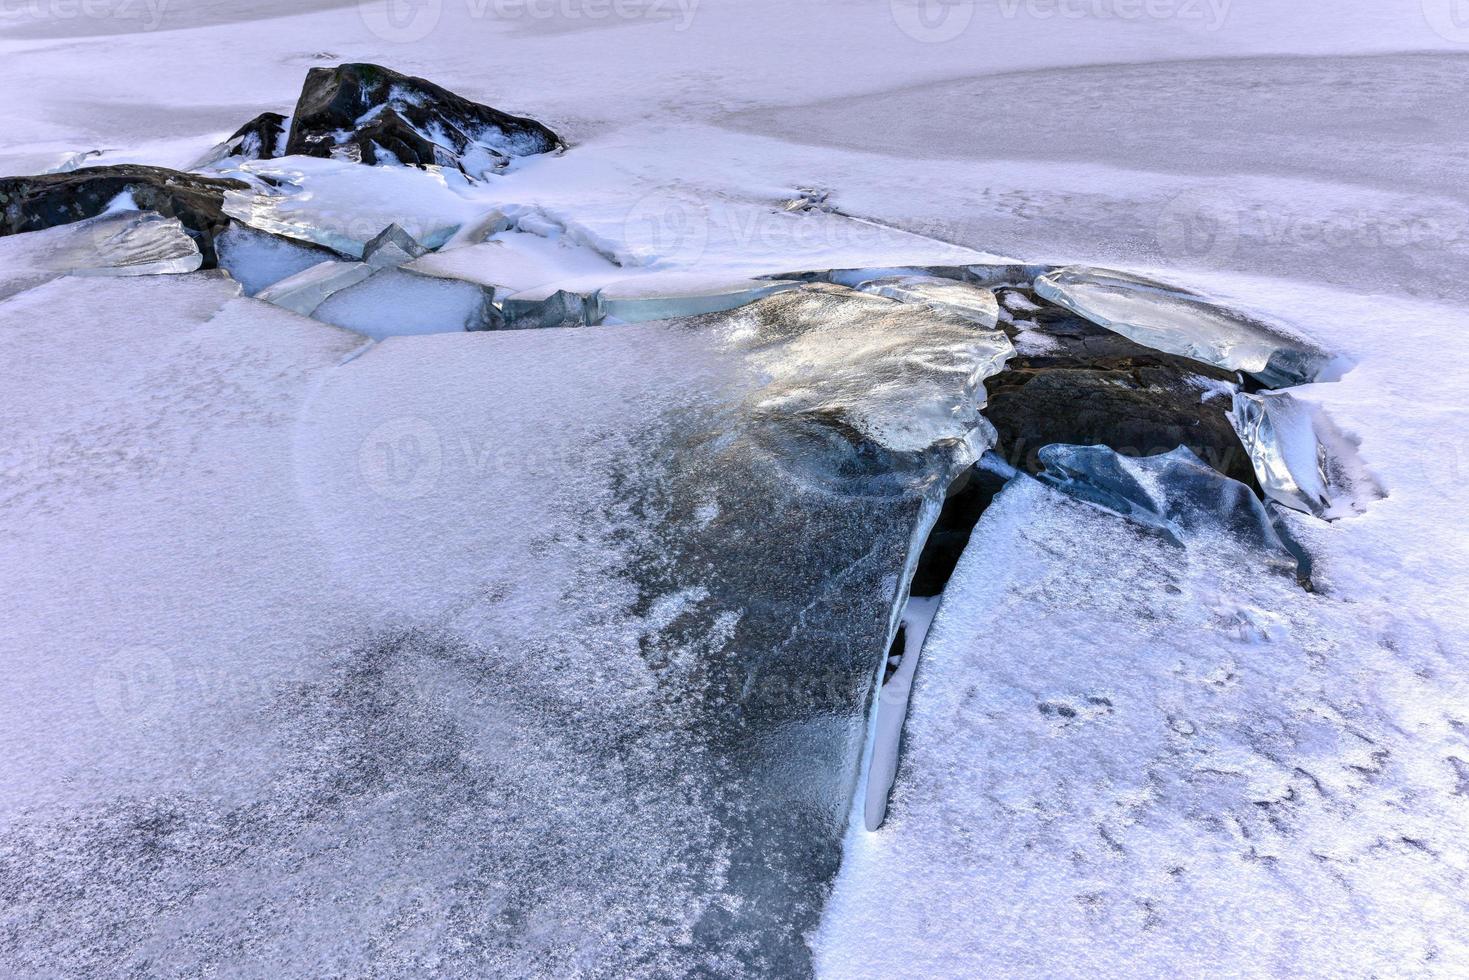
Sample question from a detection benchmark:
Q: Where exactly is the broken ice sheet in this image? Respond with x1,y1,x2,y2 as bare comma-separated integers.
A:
0,209,200,299
405,214,624,296
1035,266,1330,387
255,258,375,316
0,277,1005,975
1229,389,1384,519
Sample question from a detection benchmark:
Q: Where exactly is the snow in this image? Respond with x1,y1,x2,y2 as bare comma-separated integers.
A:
815,465,1469,978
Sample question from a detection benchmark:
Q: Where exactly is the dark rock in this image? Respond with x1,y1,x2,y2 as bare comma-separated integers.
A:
196,112,287,167
0,165,247,267
285,63,562,178
986,290,1258,488
908,464,1012,598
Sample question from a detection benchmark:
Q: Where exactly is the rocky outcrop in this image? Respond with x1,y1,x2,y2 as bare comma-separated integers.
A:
986,288,1258,488
194,111,287,167
0,165,247,267
284,64,562,178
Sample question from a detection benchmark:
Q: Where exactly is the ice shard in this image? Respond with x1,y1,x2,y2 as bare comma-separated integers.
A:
724,284,1013,496
1229,390,1383,519
0,209,201,300
498,285,594,329
362,223,429,269
852,274,1000,328
1034,266,1329,387
0,276,1009,976
255,259,374,316
1034,443,1288,557
593,274,799,323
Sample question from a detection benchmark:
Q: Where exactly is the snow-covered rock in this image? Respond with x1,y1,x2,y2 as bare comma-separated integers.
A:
284,63,562,179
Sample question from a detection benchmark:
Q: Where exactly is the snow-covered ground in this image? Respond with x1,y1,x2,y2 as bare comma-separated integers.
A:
3,1,1468,976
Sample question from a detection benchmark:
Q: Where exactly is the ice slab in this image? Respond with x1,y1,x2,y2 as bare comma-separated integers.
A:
0,274,1009,976
1229,390,1383,519
852,275,1000,328
312,267,499,339
215,224,332,297
1035,266,1329,387
594,273,799,323
0,209,201,300
1035,444,1288,558
719,284,1014,496
220,157,481,258
255,259,374,317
